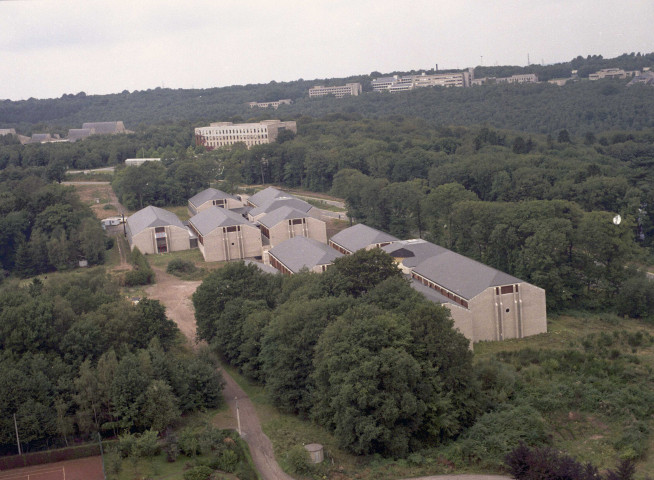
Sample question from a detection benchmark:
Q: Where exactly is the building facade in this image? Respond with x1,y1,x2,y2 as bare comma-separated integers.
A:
248,99,292,109
258,206,327,247
267,236,343,275
309,83,362,98
188,208,262,262
195,120,297,150
126,206,191,255
372,70,474,92
188,188,243,216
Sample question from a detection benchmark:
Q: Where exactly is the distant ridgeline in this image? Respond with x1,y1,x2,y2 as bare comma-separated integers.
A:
1,52,654,135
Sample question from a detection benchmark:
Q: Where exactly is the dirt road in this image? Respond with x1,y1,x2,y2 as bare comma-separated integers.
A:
144,267,294,479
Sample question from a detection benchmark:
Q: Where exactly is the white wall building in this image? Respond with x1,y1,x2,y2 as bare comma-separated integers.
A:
309,83,362,98
195,120,297,150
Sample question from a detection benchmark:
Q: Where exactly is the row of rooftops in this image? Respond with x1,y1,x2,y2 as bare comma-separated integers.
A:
2,122,129,145
126,186,528,307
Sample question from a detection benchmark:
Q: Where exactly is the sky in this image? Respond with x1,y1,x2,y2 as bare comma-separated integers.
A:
0,0,652,101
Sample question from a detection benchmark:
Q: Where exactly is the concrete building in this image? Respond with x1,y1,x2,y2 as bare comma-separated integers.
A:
267,236,343,275
188,207,262,262
126,206,191,255
627,70,654,86
194,120,297,150
258,206,327,247
188,188,243,216
124,158,161,167
309,83,362,98
588,68,640,80
0,128,16,136
246,186,287,208
67,128,93,142
472,73,538,86
329,223,398,254
248,196,313,223
373,70,474,92
81,121,127,134
382,239,546,344
248,99,292,109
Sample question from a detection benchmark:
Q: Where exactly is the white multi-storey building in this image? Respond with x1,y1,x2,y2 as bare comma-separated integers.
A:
195,120,297,150
308,83,362,98
372,69,474,92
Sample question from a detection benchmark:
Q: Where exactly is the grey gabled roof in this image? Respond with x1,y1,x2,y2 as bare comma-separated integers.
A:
243,260,280,275
126,206,185,236
330,224,398,253
249,196,311,218
188,188,239,208
68,128,93,142
409,278,456,306
189,207,253,236
258,206,310,228
247,186,286,208
81,121,124,134
269,237,343,273
412,250,523,300
381,239,449,268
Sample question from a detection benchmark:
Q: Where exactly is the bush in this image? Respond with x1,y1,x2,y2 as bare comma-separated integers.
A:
123,268,154,286
167,258,197,276
183,465,214,480
285,445,313,475
215,449,239,473
178,427,201,456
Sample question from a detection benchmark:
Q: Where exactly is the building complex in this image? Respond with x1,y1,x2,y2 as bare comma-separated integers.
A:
248,99,292,109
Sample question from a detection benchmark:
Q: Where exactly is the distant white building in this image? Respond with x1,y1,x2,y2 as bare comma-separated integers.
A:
472,73,538,86
588,68,639,80
195,120,297,150
372,70,474,92
309,83,362,98
125,158,161,166
248,99,292,109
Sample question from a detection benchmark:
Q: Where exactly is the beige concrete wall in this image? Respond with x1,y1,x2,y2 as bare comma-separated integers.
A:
199,225,262,262
267,217,327,247
469,283,547,343
191,198,243,216
444,304,474,346
130,226,190,255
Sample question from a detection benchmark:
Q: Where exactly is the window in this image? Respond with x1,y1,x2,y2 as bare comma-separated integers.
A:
155,227,165,233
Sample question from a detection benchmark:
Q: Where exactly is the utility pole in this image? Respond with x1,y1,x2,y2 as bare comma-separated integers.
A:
14,414,22,455
235,397,242,436
98,432,107,480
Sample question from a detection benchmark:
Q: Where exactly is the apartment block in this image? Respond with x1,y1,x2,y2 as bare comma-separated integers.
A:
248,99,293,109
372,70,474,92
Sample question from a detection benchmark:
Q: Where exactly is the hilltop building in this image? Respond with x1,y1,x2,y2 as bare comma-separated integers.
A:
372,70,474,92
309,83,362,98
194,120,297,150
471,73,538,86
124,158,161,167
627,70,654,86
248,99,292,109
67,121,130,142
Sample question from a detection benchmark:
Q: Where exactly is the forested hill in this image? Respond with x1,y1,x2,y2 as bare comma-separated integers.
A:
2,53,654,136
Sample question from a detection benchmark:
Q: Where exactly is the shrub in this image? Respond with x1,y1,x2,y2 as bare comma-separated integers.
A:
167,258,197,276
285,445,313,475
178,427,201,456
215,449,239,473
183,465,214,480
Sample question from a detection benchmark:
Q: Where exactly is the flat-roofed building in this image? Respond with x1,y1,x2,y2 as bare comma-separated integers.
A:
188,207,262,262
126,206,191,255
309,83,362,98
195,120,297,150
124,158,161,167
188,188,243,216
0,128,16,136
258,206,327,247
248,99,292,109
382,239,546,344
267,236,343,275
329,224,398,254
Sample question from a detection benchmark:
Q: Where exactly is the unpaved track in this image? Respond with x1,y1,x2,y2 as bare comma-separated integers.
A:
144,267,293,479
144,268,510,480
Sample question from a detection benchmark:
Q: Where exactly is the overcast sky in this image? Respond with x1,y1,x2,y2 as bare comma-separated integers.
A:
1,0,652,100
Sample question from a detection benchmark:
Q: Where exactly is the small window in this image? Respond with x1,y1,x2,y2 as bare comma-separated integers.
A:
155,227,165,233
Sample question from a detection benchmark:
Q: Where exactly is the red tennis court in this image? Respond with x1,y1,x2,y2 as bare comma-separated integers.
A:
0,456,103,480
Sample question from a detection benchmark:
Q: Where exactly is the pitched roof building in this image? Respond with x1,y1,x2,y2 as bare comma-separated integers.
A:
126,206,191,254
329,224,399,254
382,239,546,344
258,206,327,247
267,236,343,275
81,121,127,134
188,188,243,216
188,207,262,262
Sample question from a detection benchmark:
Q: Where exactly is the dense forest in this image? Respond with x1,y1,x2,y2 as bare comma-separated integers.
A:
0,269,224,454
1,53,654,135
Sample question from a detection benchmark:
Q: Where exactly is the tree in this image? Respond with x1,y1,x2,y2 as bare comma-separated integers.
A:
325,248,402,297
140,380,180,432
